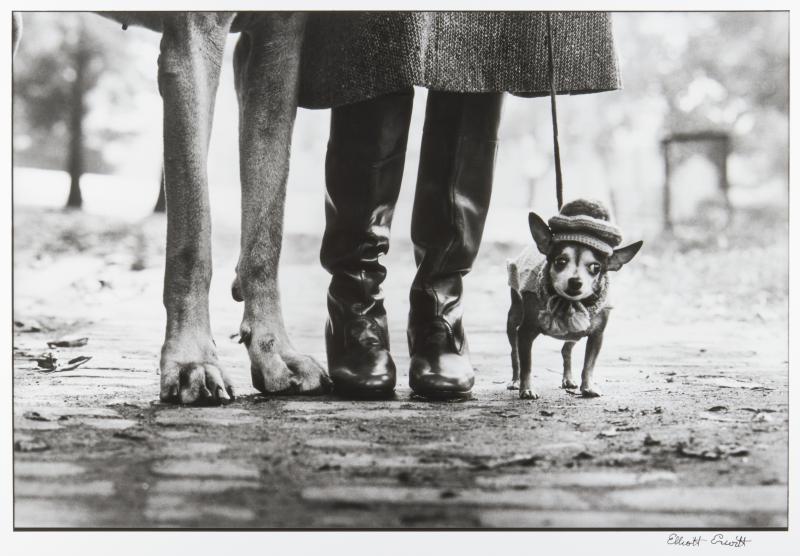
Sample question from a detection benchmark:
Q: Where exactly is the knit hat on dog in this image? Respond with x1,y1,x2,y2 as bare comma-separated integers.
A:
548,199,622,256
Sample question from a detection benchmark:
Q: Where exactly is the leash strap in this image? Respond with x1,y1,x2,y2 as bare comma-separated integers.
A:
546,12,564,209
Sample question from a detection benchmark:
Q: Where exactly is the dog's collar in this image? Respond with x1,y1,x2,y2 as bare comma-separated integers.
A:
535,261,609,337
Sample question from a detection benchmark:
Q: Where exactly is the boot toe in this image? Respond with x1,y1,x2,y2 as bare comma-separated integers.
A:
330,349,396,398
409,352,474,399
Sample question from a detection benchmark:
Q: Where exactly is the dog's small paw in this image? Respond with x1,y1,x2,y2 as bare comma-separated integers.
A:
507,379,520,390
580,384,603,398
519,388,539,400
561,377,578,389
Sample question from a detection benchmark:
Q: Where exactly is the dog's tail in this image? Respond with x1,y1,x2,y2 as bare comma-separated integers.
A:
506,259,521,292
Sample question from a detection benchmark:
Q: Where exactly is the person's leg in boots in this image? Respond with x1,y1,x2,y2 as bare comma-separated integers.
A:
320,88,414,398
408,90,504,399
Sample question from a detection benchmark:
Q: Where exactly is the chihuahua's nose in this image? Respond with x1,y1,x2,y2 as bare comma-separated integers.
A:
568,277,582,290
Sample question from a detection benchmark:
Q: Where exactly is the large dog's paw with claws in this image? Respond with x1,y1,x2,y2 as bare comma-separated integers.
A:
160,338,234,405
561,377,578,389
580,383,603,398
240,325,332,395
519,387,540,400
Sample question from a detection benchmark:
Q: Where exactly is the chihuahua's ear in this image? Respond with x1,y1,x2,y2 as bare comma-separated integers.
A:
607,241,643,271
528,212,552,255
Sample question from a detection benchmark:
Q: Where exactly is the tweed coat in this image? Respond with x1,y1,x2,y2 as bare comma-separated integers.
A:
298,11,621,109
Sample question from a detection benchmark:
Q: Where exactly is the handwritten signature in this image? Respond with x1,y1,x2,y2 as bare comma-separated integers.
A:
667,533,752,548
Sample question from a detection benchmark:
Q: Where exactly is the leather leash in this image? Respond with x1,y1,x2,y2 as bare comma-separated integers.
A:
546,12,564,209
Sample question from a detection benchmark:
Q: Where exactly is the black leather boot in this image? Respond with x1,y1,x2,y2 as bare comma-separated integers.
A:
321,89,414,398
408,91,504,399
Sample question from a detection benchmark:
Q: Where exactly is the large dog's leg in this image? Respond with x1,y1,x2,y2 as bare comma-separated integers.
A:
232,14,330,395
158,13,235,404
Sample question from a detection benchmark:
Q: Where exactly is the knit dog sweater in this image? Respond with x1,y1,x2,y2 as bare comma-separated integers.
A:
507,245,610,339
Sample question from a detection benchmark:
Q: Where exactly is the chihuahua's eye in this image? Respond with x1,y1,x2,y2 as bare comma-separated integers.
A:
587,263,601,276
554,257,568,268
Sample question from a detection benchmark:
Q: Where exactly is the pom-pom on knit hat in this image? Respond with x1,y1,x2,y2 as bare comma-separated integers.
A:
547,199,622,256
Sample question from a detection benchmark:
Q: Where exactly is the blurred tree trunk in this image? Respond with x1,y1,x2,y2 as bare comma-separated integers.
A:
153,167,166,213
65,31,87,209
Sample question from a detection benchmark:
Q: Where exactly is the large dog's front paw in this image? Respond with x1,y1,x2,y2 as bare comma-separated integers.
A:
241,324,332,396
580,383,603,398
507,379,520,390
160,337,234,405
519,387,540,400
561,377,578,389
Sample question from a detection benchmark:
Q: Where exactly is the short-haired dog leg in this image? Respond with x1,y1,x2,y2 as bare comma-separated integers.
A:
517,322,540,399
233,14,330,395
506,289,523,390
561,341,578,389
158,13,236,405
580,310,609,397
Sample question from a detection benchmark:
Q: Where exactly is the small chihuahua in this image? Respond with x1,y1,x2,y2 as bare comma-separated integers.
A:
506,199,642,399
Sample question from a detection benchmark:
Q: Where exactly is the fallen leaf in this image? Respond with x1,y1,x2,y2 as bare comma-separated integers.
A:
35,354,92,373
539,410,554,417
316,463,341,471
46,336,88,348
597,427,618,438
22,411,50,422
676,443,720,461
14,319,43,333
707,405,729,412
474,454,543,470
35,353,58,370
721,445,750,457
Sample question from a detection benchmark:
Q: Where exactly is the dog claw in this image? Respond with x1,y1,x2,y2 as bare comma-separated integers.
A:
163,384,179,402
238,327,252,347
519,388,539,400
160,359,234,406
216,386,232,403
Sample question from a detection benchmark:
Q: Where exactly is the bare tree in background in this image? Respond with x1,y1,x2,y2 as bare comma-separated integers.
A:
13,14,144,209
